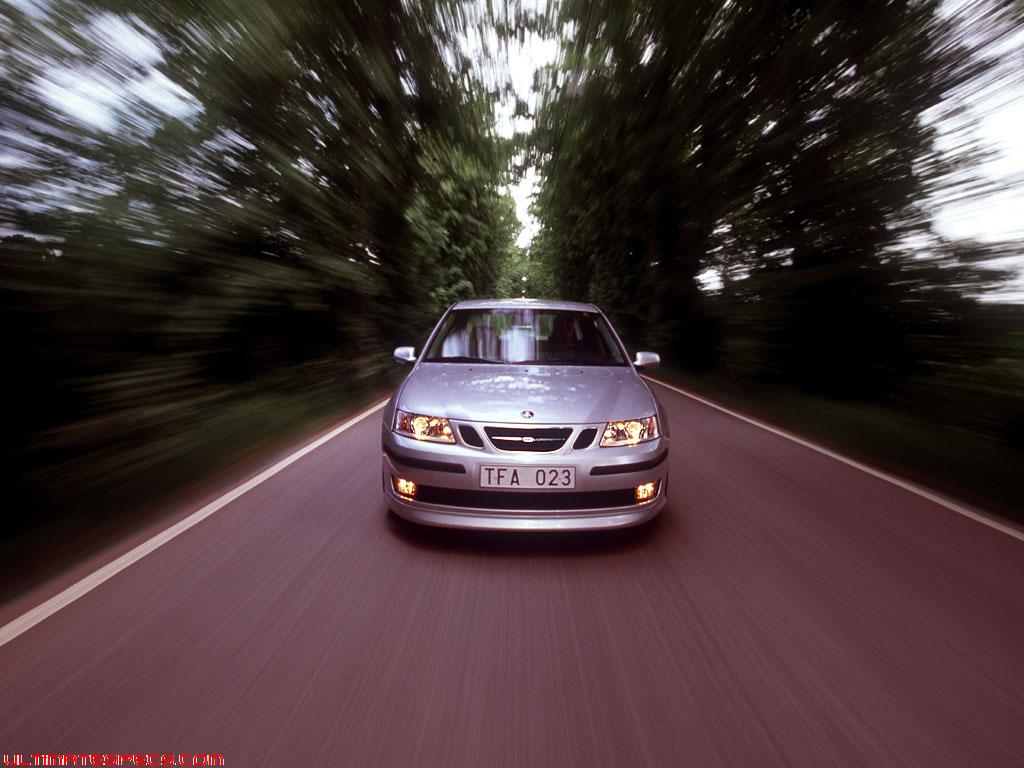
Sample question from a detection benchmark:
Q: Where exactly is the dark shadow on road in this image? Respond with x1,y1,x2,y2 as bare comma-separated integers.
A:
384,505,674,558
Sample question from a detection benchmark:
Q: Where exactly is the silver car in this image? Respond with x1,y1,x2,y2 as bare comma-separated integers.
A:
381,299,668,530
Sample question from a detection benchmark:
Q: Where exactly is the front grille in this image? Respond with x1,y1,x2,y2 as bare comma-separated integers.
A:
484,426,572,452
416,486,638,510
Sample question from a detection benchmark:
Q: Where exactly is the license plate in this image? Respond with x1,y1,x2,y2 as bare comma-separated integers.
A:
480,465,576,489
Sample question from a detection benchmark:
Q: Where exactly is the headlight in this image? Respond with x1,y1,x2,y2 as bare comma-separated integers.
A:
393,409,455,443
600,416,659,447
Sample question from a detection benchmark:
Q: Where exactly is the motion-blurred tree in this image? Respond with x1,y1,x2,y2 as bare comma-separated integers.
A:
0,0,519,529
530,0,1019,397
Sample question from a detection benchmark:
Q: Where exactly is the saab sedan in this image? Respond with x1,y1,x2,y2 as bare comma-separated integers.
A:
381,299,668,530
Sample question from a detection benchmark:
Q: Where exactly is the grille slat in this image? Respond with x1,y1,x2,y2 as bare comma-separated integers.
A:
484,426,572,452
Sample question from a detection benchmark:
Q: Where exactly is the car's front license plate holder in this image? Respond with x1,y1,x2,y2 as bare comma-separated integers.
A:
479,465,576,489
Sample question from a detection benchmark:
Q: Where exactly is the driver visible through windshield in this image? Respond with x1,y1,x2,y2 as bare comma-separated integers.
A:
423,308,627,366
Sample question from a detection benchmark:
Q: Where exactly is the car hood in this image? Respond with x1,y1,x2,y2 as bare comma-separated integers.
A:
397,363,656,424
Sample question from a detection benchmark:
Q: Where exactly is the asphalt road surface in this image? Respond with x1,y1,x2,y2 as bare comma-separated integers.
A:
2,380,1022,767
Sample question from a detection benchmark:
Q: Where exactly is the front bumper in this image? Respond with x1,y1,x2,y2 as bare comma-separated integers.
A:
381,424,668,531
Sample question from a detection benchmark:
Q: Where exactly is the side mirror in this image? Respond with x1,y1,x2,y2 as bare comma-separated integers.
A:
393,346,417,364
633,351,660,370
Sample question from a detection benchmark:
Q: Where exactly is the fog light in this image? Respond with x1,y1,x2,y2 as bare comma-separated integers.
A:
394,476,416,498
635,481,657,503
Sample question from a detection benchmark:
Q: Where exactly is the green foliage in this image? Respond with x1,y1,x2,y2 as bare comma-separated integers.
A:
494,245,560,299
2,0,1021,527
528,0,1024,462
0,0,519,528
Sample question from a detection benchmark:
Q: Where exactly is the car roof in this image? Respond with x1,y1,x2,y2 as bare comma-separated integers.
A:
451,298,600,313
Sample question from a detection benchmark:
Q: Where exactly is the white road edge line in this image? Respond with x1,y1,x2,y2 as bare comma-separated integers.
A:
0,398,389,649
645,376,1024,543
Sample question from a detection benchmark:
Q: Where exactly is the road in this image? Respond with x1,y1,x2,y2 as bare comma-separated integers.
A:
1,379,1022,767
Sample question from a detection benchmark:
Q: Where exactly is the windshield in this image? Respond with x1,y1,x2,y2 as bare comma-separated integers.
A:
424,308,628,366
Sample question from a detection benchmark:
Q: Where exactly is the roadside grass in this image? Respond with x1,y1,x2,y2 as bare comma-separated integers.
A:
651,368,1024,524
0,367,400,601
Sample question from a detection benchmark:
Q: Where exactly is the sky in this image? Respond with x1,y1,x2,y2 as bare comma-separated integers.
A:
929,5,1024,248
502,34,556,250
484,3,558,250
930,93,1024,244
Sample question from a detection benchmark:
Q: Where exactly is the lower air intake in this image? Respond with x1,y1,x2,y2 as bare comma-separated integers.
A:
415,486,638,510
